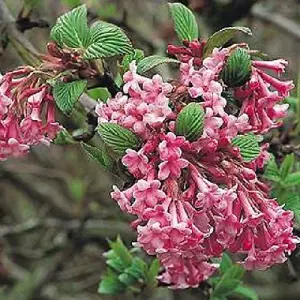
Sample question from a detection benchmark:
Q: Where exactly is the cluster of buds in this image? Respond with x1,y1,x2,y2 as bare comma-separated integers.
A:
0,41,102,161
0,68,60,161
96,43,298,288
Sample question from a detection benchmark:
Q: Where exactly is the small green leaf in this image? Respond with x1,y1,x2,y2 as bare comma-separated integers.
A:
107,257,126,273
54,129,75,145
81,142,114,171
221,48,252,88
176,102,205,141
50,4,90,48
284,193,300,213
122,49,145,72
84,21,133,60
53,80,87,115
219,253,233,275
280,154,295,180
263,155,280,182
283,172,300,187
118,272,137,286
168,3,198,42
234,285,258,300
204,27,252,57
212,265,245,298
232,134,260,163
137,55,179,74
98,123,140,156
124,257,147,281
146,259,160,288
108,236,133,268
98,273,125,295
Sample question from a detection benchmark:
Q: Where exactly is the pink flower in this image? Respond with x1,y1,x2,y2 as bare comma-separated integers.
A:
158,157,189,180
122,149,149,177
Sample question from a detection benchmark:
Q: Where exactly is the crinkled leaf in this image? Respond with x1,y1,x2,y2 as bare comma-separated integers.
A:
98,123,140,156
204,27,252,57
234,285,259,300
219,253,233,275
137,55,179,74
168,3,198,42
98,273,125,295
280,154,295,180
81,142,113,171
122,49,145,72
212,265,245,298
50,4,90,48
108,236,133,268
53,80,87,115
84,21,133,60
221,47,252,88
232,134,260,163
176,102,205,141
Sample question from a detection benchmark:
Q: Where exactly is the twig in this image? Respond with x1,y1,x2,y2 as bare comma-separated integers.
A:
251,4,300,41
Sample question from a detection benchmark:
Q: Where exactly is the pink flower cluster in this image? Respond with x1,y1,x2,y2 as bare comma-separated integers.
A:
0,69,61,161
96,46,298,289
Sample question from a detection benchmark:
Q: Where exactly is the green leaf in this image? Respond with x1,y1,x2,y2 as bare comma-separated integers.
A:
123,257,147,281
212,265,245,298
232,134,260,163
219,253,233,275
234,285,258,300
81,142,114,171
284,193,300,213
168,3,198,42
107,257,126,273
146,259,160,288
98,123,140,156
221,48,252,88
283,172,300,187
109,236,133,268
54,129,75,145
280,154,295,180
53,80,87,115
176,102,205,141
98,273,126,295
84,21,133,60
263,155,280,182
122,49,145,72
204,27,252,57
118,272,137,286
50,4,90,48
137,55,179,74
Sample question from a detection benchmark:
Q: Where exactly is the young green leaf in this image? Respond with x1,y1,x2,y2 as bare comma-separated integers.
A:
50,4,90,48
221,48,252,88
54,128,75,145
175,102,205,141
280,154,295,180
107,257,126,273
203,27,252,57
108,236,133,268
168,3,198,42
146,259,160,288
212,265,245,298
84,21,133,60
98,273,126,295
122,49,145,73
234,285,259,300
81,142,114,171
137,55,179,74
283,172,300,188
219,253,233,275
232,134,260,163
263,155,281,182
53,80,87,115
98,123,140,156
284,193,300,214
